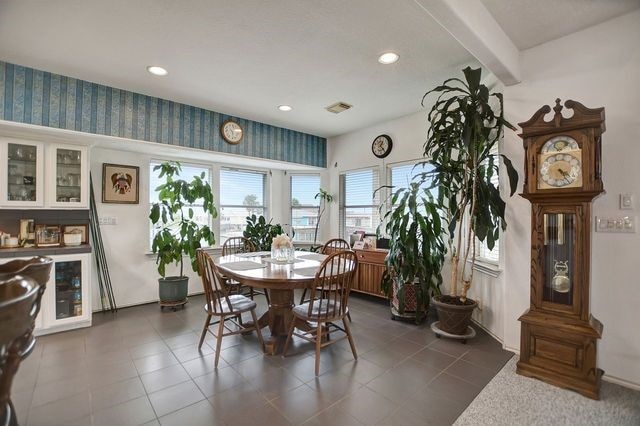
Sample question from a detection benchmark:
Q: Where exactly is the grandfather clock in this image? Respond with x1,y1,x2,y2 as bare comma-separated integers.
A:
516,99,605,399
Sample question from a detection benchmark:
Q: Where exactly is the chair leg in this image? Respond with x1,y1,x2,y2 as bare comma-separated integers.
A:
299,288,307,305
282,317,296,357
198,314,212,349
250,286,255,300
347,311,352,322
264,289,270,305
343,318,357,360
214,315,225,368
315,322,323,376
250,309,264,350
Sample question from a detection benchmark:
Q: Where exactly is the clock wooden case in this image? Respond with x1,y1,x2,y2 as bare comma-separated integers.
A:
517,99,605,400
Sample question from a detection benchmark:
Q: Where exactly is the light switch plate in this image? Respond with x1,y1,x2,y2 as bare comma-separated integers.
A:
620,193,633,210
596,216,636,233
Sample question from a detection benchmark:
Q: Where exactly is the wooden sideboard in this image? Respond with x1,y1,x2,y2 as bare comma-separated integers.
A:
351,249,388,299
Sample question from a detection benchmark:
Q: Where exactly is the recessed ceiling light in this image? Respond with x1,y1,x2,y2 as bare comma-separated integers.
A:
378,52,399,65
278,105,292,112
147,66,168,76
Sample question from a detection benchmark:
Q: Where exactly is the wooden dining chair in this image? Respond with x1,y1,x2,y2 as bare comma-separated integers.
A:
298,238,351,305
221,237,270,304
196,249,264,367
283,250,358,376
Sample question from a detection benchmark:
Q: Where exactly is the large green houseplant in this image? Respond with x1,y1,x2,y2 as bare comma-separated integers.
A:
380,180,446,324
422,66,518,336
150,161,216,306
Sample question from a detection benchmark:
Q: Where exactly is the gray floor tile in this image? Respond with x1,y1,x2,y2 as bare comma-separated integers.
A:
92,395,156,426
90,376,146,412
134,351,180,374
333,385,399,425
140,364,191,393
158,399,223,426
148,380,206,417
27,392,91,426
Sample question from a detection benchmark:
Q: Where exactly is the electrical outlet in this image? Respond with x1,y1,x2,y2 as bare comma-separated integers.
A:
620,193,633,210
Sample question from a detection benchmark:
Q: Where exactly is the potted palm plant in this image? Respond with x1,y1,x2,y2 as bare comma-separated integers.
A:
422,67,518,337
379,180,446,324
149,161,217,308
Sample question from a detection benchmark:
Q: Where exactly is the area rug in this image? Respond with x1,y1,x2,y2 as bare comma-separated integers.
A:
454,357,640,425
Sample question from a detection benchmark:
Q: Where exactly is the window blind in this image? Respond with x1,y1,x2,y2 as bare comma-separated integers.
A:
219,168,266,241
339,168,380,238
290,174,320,242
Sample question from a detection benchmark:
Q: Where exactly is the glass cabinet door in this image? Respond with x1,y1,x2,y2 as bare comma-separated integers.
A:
53,260,84,320
542,213,575,306
49,144,88,208
1,140,44,207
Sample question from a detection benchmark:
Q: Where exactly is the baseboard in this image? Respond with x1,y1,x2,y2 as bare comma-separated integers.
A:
91,291,205,313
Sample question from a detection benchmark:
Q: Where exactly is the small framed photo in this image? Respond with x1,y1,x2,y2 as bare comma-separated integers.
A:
63,224,89,244
35,225,61,247
102,163,139,204
352,241,365,250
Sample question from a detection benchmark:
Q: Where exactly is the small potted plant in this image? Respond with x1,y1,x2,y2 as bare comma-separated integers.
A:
149,161,217,308
422,67,518,337
379,181,446,324
243,214,285,250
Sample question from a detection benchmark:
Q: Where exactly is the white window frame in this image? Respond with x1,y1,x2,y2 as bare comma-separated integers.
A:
473,143,502,271
149,159,214,249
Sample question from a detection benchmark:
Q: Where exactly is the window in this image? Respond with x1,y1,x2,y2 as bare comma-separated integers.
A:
475,145,500,263
290,174,320,243
149,161,212,247
339,168,381,238
219,168,267,241
389,161,436,203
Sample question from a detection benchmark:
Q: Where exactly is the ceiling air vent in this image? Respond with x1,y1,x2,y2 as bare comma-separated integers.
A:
325,102,352,114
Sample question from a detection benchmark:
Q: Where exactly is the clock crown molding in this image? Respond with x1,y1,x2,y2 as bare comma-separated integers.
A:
518,99,606,140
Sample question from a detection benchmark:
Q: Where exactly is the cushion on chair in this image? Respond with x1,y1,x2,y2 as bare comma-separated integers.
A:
293,299,343,320
205,294,257,314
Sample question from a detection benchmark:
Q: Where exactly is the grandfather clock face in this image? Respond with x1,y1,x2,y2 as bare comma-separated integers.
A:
538,136,583,189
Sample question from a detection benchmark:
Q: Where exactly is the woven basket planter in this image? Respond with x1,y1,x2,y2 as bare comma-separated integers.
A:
432,295,477,335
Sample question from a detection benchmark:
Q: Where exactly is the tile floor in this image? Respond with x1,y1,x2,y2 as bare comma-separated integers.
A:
13,292,513,425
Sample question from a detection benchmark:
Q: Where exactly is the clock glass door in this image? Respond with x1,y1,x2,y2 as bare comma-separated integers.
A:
542,212,575,306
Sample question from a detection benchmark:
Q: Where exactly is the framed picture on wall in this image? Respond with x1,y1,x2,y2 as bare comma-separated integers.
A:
102,163,139,204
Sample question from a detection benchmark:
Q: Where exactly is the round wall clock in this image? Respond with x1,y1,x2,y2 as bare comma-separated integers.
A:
220,120,243,144
371,134,392,158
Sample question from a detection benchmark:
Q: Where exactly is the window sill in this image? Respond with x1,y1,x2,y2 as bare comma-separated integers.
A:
145,246,221,256
467,259,502,278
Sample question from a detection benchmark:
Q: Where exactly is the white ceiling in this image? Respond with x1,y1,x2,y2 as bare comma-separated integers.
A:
1,1,638,140
0,0,477,138
481,0,640,50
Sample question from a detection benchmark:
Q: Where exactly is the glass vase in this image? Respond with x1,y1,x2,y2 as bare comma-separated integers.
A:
271,246,294,263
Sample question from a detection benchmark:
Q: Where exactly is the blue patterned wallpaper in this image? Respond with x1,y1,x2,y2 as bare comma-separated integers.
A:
0,61,326,167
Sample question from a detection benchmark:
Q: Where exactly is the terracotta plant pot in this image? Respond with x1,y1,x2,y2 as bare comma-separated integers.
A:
432,294,477,335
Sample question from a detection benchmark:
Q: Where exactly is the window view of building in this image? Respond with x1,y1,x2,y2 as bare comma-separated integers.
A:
340,168,380,238
219,168,266,241
149,162,212,247
290,174,321,243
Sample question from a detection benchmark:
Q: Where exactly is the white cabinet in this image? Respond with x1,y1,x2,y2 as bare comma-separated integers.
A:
0,139,45,207
0,138,89,209
47,144,89,209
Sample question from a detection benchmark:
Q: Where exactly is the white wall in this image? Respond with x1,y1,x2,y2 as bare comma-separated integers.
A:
328,9,640,388
89,146,328,310
501,10,640,388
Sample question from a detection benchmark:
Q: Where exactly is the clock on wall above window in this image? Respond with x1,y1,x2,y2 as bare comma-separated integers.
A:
220,120,243,144
371,134,392,158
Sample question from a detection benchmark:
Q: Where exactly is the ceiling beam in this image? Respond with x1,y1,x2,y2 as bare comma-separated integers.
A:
415,0,521,86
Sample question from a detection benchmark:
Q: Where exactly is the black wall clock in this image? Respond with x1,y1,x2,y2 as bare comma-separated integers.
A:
371,134,392,158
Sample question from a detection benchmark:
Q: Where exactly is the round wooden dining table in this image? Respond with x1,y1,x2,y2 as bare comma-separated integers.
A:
215,250,327,355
